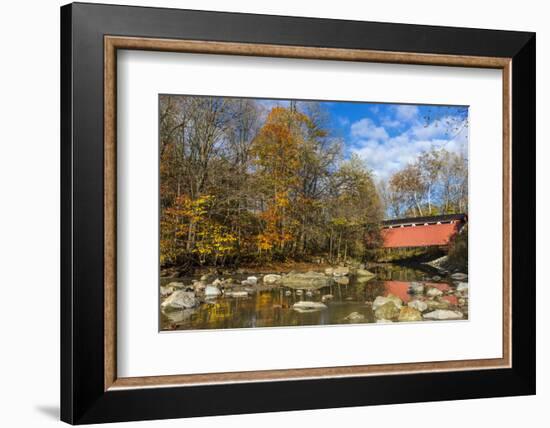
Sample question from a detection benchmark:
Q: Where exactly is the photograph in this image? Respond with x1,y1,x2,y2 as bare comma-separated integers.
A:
159,95,469,330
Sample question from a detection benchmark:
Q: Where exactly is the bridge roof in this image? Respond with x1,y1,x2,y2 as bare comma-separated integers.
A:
382,213,467,228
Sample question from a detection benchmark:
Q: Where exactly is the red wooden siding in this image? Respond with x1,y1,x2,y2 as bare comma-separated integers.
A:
381,221,462,248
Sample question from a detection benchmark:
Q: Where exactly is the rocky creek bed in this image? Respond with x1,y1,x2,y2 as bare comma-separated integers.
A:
160,264,469,331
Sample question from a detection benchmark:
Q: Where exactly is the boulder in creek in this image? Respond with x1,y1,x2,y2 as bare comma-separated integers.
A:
204,285,221,297
161,290,198,311
372,294,402,311
324,267,334,276
333,266,350,277
409,282,424,294
426,299,450,310
427,287,443,297
432,275,442,281
423,309,464,320
408,299,428,312
192,280,206,291
344,312,365,322
166,281,185,289
160,285,176,298
225,290,248,298
456,282,469,293
246,276,258,285
263,274,282,284
451,272,468,281
374,301,400,320
321,294,334,302
398,306,423,322
282,271,333,289
335,276,350,285
292,301,328,312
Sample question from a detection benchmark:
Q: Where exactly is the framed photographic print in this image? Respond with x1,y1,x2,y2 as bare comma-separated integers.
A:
60,2,535,424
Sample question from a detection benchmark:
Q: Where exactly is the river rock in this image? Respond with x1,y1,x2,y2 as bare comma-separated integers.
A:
282,271,333,289
345,312,365,322
322,294,334,302
192,281,206,292
409,282,424,294
333,266,350,276
456,282,468,293
451,272,468,281
423,309,464,320
160,285,175,298
204,285,221,297
167,281,185,289
161,290,198,311
375,302,400,320
398,306,423,322
408,299,428,312
372,294,403,311
211,278,222,287
292,301,328,312
225,290,248,298
426,299,450,310
427,287,443,297
246,276,258,285
335,276,349,285
432,275,442,281
284,290,292,296
324,267,334,276
263,274,282,284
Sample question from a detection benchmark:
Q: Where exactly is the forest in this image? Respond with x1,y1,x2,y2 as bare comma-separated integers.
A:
159,95,468,272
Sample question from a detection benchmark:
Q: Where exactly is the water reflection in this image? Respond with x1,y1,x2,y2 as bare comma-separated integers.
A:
161,264,466,331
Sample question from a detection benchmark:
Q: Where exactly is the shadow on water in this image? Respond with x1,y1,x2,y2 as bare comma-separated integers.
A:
161,264,465,331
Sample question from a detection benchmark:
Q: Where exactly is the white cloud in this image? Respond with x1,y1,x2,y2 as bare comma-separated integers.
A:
351,115,468,180
394,105,419,121
350,118,389,140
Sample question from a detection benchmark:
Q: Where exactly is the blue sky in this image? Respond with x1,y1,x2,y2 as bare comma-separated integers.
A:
257,99,469,181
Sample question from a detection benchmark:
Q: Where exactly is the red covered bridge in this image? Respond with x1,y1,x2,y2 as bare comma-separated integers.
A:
380,214,467,249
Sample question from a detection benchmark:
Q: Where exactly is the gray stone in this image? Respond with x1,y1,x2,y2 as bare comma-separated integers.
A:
263,274,282,284
225,290,248,298
408,299,428,312
161,290,198,311
427,287,443,297
456,282,469,293
345,312,365,322
333,266,350,276
409,282,425,294
398,306,423,322
322,294,334,302
204,285,221,297
282,271,333,289
246,276,258,285
292,301,328,312
372,294,402,311
451,272,468,281
423,310,464,320
374,302,400,320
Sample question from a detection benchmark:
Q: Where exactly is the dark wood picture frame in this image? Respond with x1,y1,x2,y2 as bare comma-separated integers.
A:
61,2,535,424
